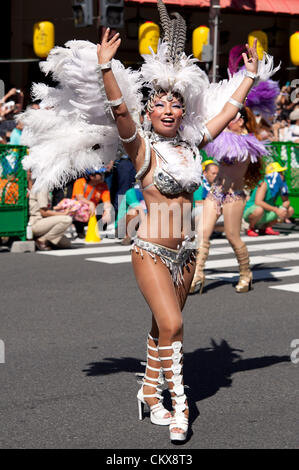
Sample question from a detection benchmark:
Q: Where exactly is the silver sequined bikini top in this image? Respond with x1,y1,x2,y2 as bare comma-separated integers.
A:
136,132,202,196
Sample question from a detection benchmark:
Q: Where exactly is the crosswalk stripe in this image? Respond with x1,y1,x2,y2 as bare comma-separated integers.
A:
86,255,132,264
85,251,299,267
39,245,130,256
269,283,299,293
211,240,299,255
207,266,299,281
205,252,299,269
39,235,299,257
211,233,299,245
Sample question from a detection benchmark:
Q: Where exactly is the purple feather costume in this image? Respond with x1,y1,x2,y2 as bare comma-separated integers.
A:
204,131,269,213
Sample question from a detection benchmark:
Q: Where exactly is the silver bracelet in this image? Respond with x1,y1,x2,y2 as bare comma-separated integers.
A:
97,61,112,71
105,96,125,107
228,98,243,110
245,70,258,81
119,128,138,144
202,124,213,143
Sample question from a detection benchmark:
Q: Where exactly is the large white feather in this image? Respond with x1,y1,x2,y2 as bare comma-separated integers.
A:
21,40,143,191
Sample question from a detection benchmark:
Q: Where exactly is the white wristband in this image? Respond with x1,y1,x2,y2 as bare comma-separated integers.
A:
97,61,112,71
202,124,213,143
228,98,243,110
106,96,124,107
119,128,138,143
245,70,258,81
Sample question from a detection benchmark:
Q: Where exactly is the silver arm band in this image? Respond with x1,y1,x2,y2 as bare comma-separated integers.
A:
228,98,243,110
105,96,124,107
119,127,138,144
203,124,213,143
245,70,258,81
97,61,112,71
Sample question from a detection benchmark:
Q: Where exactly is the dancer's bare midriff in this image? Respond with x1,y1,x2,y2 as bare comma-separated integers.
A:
215,158,250,192
137,186,194,249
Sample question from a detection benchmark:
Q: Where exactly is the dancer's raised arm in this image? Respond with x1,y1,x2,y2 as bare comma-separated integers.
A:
97,28,144,162
199,39,259,149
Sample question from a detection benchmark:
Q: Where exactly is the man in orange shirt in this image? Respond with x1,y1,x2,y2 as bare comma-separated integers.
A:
72,168,112,238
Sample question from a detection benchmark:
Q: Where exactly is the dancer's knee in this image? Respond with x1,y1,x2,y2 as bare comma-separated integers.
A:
159,318,183,343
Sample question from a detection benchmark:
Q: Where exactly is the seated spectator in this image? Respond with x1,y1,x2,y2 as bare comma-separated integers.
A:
71,168,112,238
29,190,73,251
243,162,294,236
115,185,147,245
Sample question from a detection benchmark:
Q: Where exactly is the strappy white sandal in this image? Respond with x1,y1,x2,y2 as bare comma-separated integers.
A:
137,334,171,426
159,341,189,441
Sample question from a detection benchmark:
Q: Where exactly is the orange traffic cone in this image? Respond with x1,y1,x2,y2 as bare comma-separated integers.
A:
85,215,101,243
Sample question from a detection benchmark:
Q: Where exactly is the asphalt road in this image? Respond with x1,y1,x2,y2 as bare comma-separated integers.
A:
0,233,298,450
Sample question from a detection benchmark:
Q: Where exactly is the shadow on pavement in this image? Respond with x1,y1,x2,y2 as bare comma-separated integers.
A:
83,338,290,434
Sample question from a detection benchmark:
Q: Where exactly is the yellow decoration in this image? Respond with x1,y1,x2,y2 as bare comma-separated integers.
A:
33,21,55,58
290,32,299,66
192,26,209,60
85,215,101,243
248,30,268,60
139,22,160,55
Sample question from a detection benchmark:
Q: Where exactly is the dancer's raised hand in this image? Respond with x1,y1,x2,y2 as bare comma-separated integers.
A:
242,38,259,74
97,28,121,65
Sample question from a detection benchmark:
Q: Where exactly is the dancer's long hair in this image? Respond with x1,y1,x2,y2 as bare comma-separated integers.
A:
241,107,265,189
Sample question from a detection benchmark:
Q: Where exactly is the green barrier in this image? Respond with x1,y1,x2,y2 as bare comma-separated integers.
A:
0,145,28,241
265,142,299,218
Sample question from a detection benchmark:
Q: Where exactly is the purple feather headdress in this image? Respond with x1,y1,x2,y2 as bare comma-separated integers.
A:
204,131,269,164
246,80,280,119
228,45,247,76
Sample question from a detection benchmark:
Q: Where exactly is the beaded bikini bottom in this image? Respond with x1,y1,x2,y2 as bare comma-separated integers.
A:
206,183,246,215
131,237,196,286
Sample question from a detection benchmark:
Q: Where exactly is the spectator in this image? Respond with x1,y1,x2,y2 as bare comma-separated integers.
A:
193,160,224,236
0,87,24,120
29,190,73,251
110,152,136,217
51,179,75,208
71,168,112,238
193,160,219,206
274,107,299,142
243,162,294,236
115,184,147,245
9,121,23,145
288,107,299,143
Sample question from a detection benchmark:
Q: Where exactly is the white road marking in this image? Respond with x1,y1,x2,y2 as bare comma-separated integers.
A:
86,255,132,264
269,283,299,293
207,266,299,281
39,245,130,256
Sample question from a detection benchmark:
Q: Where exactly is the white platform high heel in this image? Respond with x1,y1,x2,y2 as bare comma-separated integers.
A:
159,341,189,441
137,334,171,426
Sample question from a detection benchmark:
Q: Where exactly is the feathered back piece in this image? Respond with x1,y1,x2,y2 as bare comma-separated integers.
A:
157,0,186,63
246,79,280,121
20,40,143,191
